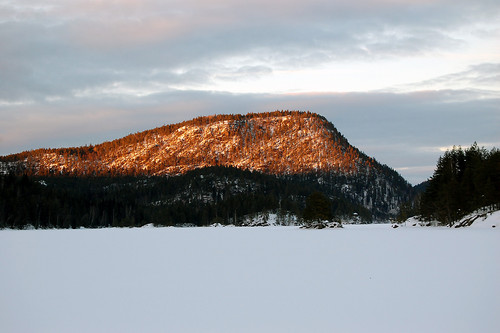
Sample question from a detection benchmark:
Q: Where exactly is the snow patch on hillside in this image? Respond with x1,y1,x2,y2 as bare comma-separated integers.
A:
401,207,500,228
239,212,298,226
455,208,500,228
403,216,439,227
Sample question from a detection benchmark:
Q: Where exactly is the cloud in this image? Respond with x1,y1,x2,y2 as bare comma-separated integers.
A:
2,0,499,103
214,66,273,82
397,63,500,92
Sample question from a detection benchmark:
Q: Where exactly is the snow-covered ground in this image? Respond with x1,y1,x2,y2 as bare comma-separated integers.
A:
403,209,500,228
459,209,500,228
1,224,499,333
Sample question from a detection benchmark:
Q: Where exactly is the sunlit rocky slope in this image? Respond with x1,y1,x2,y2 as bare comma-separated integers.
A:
3,111,370,176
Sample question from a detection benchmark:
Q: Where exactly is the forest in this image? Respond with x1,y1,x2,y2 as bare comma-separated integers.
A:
417,143,500,225
1,166,378,229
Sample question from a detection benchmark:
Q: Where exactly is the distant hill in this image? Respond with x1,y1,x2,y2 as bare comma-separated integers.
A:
413,180,429,193
2,111,370,176
1,111,414,220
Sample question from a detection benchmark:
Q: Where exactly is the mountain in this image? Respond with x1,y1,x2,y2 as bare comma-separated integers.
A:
2,111,367,176
1,111,414,221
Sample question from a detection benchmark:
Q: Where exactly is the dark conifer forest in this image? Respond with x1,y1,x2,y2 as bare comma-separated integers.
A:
418,143,500,225
1,167,378,229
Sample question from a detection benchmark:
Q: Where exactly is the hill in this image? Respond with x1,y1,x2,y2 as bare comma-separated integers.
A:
1,111,414,223
3,111,369,176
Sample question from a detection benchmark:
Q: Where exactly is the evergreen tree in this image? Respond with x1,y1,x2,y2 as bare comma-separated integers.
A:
303,192,332,222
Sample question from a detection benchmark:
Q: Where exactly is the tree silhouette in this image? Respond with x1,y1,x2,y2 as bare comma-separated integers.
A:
420,143,500,225
303,191,332,222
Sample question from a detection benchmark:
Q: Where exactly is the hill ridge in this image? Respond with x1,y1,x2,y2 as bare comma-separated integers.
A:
2,111,374,177
1,110,415,220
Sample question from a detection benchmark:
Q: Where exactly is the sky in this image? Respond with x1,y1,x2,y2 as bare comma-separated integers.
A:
1,0,499,185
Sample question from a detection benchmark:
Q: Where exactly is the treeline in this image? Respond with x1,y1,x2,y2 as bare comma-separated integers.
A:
1,167,374,229
418,143,500,225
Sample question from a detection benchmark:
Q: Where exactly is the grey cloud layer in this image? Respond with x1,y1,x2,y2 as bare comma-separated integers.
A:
400,63,500,91
1,0,499,102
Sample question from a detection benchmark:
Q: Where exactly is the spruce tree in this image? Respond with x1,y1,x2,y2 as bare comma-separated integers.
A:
303,192,333,222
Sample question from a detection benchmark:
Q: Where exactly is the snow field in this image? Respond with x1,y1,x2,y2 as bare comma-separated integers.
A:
1,225,499,333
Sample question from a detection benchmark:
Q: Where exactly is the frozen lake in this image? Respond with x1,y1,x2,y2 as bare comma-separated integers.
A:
1,224,499,333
